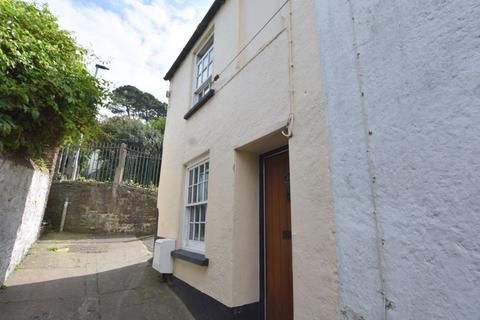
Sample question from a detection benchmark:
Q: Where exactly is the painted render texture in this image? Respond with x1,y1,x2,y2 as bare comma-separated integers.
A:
0,157,52,285
158,0,339,317
158,0,479,318
315,0,480,319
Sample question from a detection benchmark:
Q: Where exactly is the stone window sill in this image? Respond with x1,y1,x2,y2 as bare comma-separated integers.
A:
171,249,209,266
184,89,215,120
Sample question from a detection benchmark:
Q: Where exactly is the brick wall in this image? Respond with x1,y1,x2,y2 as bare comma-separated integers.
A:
45,182,157,235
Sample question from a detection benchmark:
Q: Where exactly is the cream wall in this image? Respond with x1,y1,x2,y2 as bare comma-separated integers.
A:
157,0,339,316
287,1,340,318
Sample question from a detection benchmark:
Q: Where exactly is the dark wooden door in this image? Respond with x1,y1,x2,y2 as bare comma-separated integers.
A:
264,150,293,320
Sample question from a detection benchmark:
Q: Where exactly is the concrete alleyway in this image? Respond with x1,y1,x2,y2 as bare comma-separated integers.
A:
0,233,194,320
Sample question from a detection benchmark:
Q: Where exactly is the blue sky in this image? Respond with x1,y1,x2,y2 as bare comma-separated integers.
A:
43,0,212,102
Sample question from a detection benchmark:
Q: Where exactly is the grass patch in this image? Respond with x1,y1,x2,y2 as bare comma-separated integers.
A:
0,284,7,290
47,246,69,253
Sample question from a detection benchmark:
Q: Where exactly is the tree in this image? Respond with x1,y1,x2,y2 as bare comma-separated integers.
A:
149,117,166,136
0,0,106,157
99,116,163,154
109,85,167,121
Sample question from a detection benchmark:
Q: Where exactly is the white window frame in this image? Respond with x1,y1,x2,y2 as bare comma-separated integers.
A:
193,36,214,104
182,157,209,253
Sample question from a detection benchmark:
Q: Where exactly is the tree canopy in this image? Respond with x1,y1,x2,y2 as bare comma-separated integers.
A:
99,116,163,155
109,85,167,121
0,0,106,157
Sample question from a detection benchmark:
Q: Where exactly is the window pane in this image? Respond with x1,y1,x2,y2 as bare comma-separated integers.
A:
200,205,206,222
188,186,192,204
193,185,197,203
189,169,193,186
189,223,194,240
194,223,199,240
200,224,205,241
199,165,204,182
195,206,200,222
208,49,213,63
208,64,213,77
189,209,194,222
198,183,203,202
194,167,198,184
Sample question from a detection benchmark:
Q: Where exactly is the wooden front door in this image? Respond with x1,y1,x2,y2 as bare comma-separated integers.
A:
263,149,293,320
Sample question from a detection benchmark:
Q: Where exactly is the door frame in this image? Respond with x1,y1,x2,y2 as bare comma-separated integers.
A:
258,145,289,320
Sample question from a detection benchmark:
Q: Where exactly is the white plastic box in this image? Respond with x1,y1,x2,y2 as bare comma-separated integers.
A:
152,239,175,274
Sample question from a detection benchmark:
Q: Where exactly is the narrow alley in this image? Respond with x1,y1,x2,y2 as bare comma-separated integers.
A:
0,233,193,320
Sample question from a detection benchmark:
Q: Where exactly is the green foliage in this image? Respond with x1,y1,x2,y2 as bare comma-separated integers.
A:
0,0,106,157
149,116,166,136
123,179,158,192
34,158,48,170
99,116,163,154
109,85,167,121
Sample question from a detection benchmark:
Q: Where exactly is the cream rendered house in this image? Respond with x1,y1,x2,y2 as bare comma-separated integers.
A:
157,0,480,319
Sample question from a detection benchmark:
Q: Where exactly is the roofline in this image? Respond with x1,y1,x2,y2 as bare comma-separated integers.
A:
163,0,226,81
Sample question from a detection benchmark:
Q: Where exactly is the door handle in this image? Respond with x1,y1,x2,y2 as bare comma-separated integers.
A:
282,230,292,240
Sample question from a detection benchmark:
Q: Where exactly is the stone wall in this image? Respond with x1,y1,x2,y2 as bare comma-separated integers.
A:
45,182,157,235
0,155,53,285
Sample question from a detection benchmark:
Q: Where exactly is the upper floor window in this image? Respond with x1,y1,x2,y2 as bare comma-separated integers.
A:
194,37,214,104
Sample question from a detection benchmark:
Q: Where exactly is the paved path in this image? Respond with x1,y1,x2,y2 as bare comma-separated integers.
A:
0,233,193,320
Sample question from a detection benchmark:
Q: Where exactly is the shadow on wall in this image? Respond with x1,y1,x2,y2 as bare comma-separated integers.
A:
0,261,191,320
0,158,44,285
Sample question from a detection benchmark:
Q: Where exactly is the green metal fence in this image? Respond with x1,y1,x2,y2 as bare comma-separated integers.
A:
55,143,161,188
123,146,162,187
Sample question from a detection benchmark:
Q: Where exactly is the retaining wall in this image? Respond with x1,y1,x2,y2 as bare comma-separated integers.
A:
45,182,157,235
0,156,53,285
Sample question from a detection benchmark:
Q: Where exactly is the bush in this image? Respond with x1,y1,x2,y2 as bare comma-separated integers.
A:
0,0,106,157
98,116,163,155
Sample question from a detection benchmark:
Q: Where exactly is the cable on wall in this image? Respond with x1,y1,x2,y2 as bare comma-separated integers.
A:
282,0,295,139
213,0,290,82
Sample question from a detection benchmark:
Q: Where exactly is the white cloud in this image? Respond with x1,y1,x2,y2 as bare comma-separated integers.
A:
42,0,212,102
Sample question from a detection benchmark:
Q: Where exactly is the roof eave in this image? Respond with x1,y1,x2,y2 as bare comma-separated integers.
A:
163,0,226,81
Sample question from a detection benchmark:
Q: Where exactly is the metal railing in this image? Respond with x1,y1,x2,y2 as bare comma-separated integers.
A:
123,146,162,187
55,143,161,188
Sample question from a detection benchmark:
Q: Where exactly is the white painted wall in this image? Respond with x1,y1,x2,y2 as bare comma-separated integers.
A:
0,156,52,284
315,0,480,319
